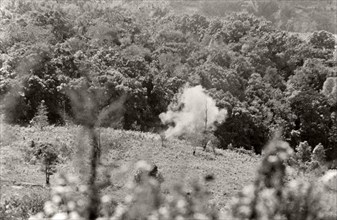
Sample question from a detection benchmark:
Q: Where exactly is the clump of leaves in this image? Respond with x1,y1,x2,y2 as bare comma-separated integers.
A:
27,142,60,186
30,100,49,130
309,30,336,51
231,137,327,220
295,141,312,163
30,161,219,220
55,138,74,162
311,143,326,165
25,139,71,165
288,141,328,172
119,167,218,220
288,141,312,171
134,161,164,184
0,193,48,220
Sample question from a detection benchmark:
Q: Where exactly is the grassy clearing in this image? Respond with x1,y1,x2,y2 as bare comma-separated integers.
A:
1,124,336,217
1,125,259,210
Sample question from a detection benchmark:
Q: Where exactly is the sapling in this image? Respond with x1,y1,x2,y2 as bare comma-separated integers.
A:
194,98,212,156
295,141,312,163
311,143,326,164
30,100,49,130
33,143,59,186
310,143,326,170
159,132,167,147
231,136,324,220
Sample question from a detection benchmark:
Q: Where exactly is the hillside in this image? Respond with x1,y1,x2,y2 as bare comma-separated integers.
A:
1,0,336,160
0,124,260,214
1,125,337,218
169,0,337,34
0,1,337,218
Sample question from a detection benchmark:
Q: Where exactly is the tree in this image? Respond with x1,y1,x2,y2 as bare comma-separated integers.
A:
30,100,49,130
286,59,333,94
196,62,245,100
295,141,312,163
33,143,59,186
244,73,293,135
249,0,279,23
1,0,335,151
322,77,337,110
2,43,67,125
309,30,336,51
289,90,331,149
215,107,269,154
327,112,337,161
311,143,326,165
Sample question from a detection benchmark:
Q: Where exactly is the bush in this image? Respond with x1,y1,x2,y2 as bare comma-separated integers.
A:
311,143,326,165
0,193,48,220
215,109,269,154
309,30,336,50
231,138,326,220
29,161,219,220
24,141,60,186
30,100,49,130
26,136,337,220
295,141,312,163
288,142,328,172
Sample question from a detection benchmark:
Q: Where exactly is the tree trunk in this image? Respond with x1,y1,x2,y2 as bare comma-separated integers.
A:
45,166,50,186
87,127,100,220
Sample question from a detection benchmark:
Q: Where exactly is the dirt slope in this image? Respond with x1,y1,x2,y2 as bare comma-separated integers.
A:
0,125,260,213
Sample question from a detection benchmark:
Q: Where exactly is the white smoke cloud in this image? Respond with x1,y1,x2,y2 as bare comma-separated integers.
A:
159,85,227,138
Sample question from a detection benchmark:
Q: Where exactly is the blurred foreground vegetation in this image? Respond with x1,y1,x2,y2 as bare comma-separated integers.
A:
0,124,336,220
1,1,337,219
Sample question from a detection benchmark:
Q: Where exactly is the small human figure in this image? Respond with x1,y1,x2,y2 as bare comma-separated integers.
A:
159,132,167,147
134,164,164,184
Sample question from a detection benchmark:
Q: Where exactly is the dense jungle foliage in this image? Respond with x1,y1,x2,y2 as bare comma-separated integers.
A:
171,0,337,34
0,0,336,159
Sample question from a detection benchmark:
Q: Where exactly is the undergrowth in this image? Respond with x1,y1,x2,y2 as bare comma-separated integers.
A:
25,136,337,220
0,192,48,220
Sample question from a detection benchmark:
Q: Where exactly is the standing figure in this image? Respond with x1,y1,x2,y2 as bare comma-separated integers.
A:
159,132,167,147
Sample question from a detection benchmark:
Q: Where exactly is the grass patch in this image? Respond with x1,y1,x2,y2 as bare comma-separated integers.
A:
1,124,336,218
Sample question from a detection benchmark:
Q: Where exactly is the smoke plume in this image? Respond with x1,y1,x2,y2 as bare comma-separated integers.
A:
159,85,227,138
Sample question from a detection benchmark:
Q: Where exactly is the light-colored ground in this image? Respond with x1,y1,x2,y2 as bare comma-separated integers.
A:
1,124,336,217
0,124,259,212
